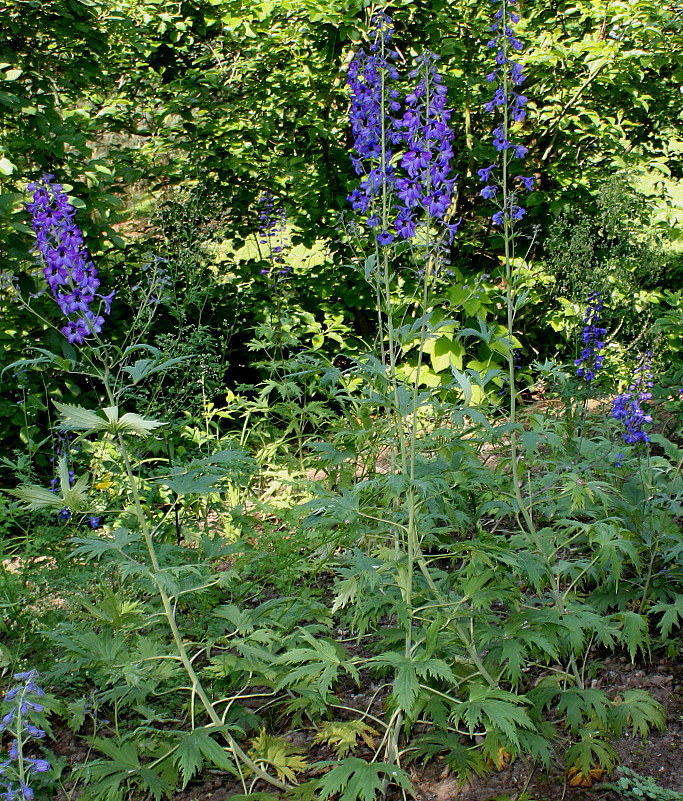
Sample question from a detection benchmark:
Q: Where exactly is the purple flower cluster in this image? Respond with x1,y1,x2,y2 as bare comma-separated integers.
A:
478,0,533,226
346,13,457,245
258,192,290,276
346,12,401,244
612,351,654,444
575,291,606,382
394,52,458,242
26,176,113,345
0,671,50,801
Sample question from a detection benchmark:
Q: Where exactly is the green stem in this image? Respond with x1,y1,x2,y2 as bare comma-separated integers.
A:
113,428,287,790
498,4,583,689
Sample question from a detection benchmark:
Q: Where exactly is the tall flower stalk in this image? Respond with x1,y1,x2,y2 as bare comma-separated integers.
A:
347,11,496,768
480,0,584,691
480,0,533,517
479,0,533,427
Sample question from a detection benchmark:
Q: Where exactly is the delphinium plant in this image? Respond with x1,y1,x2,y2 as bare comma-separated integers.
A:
9,176,291,795
328,8,664,789
0,670,51,801
468,0,666,780
329,9,512,783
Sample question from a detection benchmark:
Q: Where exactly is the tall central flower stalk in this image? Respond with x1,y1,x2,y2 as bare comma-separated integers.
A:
479,0,532,432
480,3,584,689
347,12,495,766
480,0,532,524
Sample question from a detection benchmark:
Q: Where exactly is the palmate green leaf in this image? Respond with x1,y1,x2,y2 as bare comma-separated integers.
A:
75,741,139,801
7,456,91,512
285,781,319,801
452,686,535,748
276,633,358,700
61,462,91,511
565,733,617,775
54,402,164,437
76,738,175,801
616,610,650,660
494,622,560,685
651,594,683,638
122,355,191,384
588,521,641,575
316,758,413,801
394,661,419,715
54,401,109,432
405,732,487,783
249,730,308,783
415,657,458,685
558,605,622,653
650,432,683,464
313,721,378,758
498,639,525,686
2,351,66,375
172,727,236,788
368,653,420,715
48,629,127,667
102,406,165,436
6,483,67,510
135,768,175,801
213,603,255,634
556,688,611,732
92,738,141,767
74,769,125,801
609,689,665,738
70,528,142,561
159,470,221,496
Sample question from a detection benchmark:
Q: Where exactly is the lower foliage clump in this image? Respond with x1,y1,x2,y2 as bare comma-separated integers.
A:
2,351,680,800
